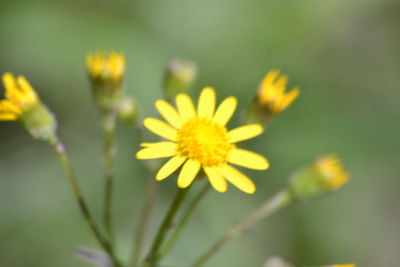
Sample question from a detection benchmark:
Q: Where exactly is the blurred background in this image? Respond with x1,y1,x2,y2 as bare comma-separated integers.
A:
0,0,399,266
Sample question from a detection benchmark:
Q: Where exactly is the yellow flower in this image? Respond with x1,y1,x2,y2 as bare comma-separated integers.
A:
0,72,56,140
86,51,125,81
288,154,349,201
257,70,299,114
315,155,349,190
332,265,355,267
0,72,38,121
136,87,269,193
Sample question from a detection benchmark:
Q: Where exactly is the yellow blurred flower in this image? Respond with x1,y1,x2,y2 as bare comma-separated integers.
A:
288,154,349,201
315,155,349,190
257,70,299,114
0,73,38,121
332,264,355,267
86,51,125,81
0,72,56,140
136,87,269,193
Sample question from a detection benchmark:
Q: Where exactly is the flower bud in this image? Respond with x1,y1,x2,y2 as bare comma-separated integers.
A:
288,155,349,201
86,51,125,112
117,96,139,124
0,73,57,141
246,70,299,125
163,59,197,100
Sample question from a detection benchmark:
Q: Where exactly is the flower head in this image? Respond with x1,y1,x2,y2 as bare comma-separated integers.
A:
0,73,56,140
163,59,197,100
86,51,126,112
136,87,269,193
257,70,299,114
315,155,349,190
332,265,355,267
288,154,349,201
86,51,125,81
0,73,38,121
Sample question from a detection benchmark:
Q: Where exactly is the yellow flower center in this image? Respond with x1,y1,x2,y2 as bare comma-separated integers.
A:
176,117,234,167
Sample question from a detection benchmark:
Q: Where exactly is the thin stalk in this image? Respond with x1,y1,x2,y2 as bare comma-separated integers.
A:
144,187,191,267
131,176,158,267
102,112,117,245
49,136,122,267
191,190,293,267
159,183,210,259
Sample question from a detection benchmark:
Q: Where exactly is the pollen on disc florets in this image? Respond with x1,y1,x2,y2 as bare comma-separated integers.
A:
176,117,234,167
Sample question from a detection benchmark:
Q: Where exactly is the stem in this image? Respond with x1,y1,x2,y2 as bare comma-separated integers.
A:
102,112,117,245
131,176,158,267
144,187,191,267
49,136,122,267
191,190,293,267
159,183,210,259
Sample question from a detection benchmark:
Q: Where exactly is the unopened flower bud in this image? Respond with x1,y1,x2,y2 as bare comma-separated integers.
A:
117,96,138,124
86,51,125,112
163,59,197,100
288,155,349,201
246,70,299,125
0,73,56,141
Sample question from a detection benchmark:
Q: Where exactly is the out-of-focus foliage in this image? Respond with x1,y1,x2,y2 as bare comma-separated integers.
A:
0,0,399,266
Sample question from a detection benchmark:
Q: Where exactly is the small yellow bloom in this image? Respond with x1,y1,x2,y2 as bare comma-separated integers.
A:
257,70,299,114
86,51,125,81
136,87,269,193
288,154,349,201
0,72,56,140
315,155,349,190
332,264,355,267
0,73,38,121
86,51,126,112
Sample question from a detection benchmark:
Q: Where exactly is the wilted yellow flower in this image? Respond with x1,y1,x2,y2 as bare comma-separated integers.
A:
315,155,349,190
0,73,38,121
163,58,197,99
136,87,269,193
86,51,125,81
0,73,56,140
257,70,299,114
288,154,349,201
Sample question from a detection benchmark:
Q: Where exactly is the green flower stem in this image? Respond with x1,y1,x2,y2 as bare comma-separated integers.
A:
102,112,117,245
158,183,210,260
191,190,293,267
49,136,122,267
144,187,191,267
131,176,158,267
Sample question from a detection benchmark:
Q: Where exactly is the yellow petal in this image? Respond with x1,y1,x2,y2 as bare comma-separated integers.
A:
204,167,227,193
228,148,269,170
218,165,256,194
144,118,177,141
0,100,20,113
176,93,196,120
0,113,18,120
136,142,176,159
155,99,182,128
277,87,300,111
2,73,17,92
212,96,237,126
156,156,186,181
177,159,201,188
228,124,263,143
197,87,216,118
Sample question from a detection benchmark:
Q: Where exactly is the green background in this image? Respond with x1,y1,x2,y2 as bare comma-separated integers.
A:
0,0,399,266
